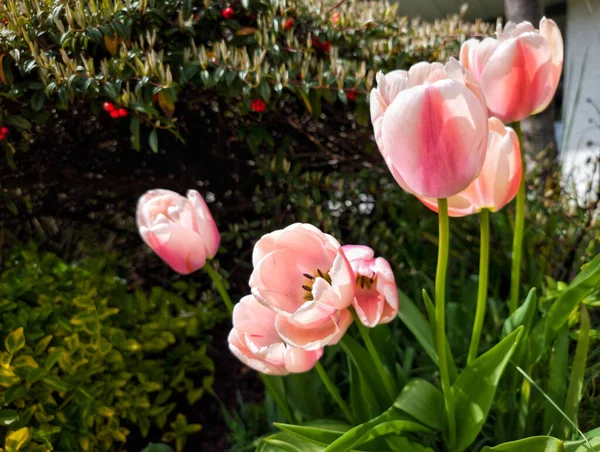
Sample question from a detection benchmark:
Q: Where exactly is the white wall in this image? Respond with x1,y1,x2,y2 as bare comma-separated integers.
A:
561,0,600,202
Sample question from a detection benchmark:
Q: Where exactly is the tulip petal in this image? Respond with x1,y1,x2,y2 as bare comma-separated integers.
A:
328,251,356,310
187,190,220,258
275,314,340,350
285,347,323,373
381,80,487,198
341,245,374,264
228,329,289,376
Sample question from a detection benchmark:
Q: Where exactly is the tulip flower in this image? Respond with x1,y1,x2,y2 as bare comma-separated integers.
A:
136,189,220,274
460,17,563,123
342,245,399,327
370,58,488,199
418,117,522,217
250,223,355,350
228,295,324,375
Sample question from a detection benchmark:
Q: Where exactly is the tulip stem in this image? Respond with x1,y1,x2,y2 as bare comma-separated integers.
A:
350,308,396,402
467,208,490,365
314,361,356,424
435,198,456,449
204,261,234,315
509,121,525,314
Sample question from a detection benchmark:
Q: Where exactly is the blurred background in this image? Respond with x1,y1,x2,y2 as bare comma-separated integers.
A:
0,0,597,450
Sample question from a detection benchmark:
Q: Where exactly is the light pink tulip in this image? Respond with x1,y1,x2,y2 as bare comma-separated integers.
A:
342,245,399,327
249,223,355,350
418,117,522,217
228,295,323,375
370,58,488,199
460,17,563,123
136,189,220,274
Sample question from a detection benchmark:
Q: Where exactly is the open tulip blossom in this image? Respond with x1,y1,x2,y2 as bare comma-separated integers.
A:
249,223,354,351
418,117,522,217
460,17,563,123
370,58,488,199
342,245,399,327
136,189,220,274
228,295,324,375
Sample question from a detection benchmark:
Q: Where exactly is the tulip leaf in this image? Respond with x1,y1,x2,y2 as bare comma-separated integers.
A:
274,420,350,446
543,326,570,434
502,288,537,337
348,358,381,423
285,372,325,419
482,436,566,451
258,431,325,452
452,327,524,451
393,379,443,431
323,406,430,452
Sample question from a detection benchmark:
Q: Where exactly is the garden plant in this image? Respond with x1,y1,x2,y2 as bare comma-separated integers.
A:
0,0,599,451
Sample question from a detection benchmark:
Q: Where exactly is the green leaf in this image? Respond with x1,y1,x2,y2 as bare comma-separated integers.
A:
323,408,430,452
5,427,30,452
30,90,46,112
452,327,524,451
5,116,32,130
285,372,325,418
393,379,443,431
274,421,350,446
561,305,590,438
149,129,158,153
5,328,26,355
0,410,19,426
141,443,175,452
543,254,600,348
130,116,141,151
260,431,324,452
543,327,570,434
42,375,68,392
503,288,536,337
182,0,192,19
482,436,565,451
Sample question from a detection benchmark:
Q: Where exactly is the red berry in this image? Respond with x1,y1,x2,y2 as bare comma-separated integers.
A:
311,36,319,48
110,110,120,119
1,127,8,135
284,18,294,30
251,99,266,113
118,108,128,118
103,102,114,112
321,41,331,54
346,90,356,102
222,7,234,19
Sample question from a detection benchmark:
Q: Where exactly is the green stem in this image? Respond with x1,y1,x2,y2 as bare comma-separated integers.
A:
467,208,490,365
315,361,355,424
435,198,456,449
350,309,396,402
204,261,234,315
509,121,525,314
260,375,297,424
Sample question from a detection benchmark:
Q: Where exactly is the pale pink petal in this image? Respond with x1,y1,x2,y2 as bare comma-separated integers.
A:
275,314,341,350
328,251,356,310
287,298,337,328
285,347,323,373
381,80,487,198
444,57,488,113
252,229,283,267
341,245,374,263
249,249,305,315
275,224,338,274
228,329,288,376
510,22,535,37
480,33,552,122
353,291,385,328
408,62,447,86
460,38,500,81
187,190,220,258
144,223,207,274
232,295,279,342
536,17,563,114
328,310,353,345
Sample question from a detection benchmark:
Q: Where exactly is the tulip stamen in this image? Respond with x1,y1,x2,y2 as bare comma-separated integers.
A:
302,285,312,292
303,273,315,280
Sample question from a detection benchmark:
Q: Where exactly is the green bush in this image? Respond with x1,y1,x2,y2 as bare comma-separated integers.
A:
0,245,224,451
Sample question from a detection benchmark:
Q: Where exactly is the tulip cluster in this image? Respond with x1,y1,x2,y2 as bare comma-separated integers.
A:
230,224,399,375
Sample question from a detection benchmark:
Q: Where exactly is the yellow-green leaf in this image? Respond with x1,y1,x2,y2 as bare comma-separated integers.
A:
12,356,38,369
5,427,30,452
5,329,25,355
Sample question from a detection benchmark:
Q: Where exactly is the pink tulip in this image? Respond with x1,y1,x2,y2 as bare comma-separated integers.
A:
370,58,488,199
342,245,399,328
460,17,563,123
136,189,220,274
418,117,522,217
250,223,355,350
228,295,324,375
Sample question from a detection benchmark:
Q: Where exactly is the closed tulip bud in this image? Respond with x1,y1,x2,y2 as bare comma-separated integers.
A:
370,58,488,198
342,245,399,328
460,17,563,123
136,189,220,274
418,117,522,217
228,295,324,375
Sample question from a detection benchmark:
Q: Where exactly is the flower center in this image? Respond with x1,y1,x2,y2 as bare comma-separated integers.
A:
356,273,377,290
301,269,331,300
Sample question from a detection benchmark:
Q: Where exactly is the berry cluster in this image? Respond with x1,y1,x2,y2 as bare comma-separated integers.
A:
0,127,8,140
103,102,128,118
311,36,331,54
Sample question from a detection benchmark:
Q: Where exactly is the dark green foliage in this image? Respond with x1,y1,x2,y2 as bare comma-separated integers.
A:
0,245,223,451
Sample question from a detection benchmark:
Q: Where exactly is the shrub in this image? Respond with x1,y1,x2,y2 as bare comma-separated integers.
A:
0,245,223,451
